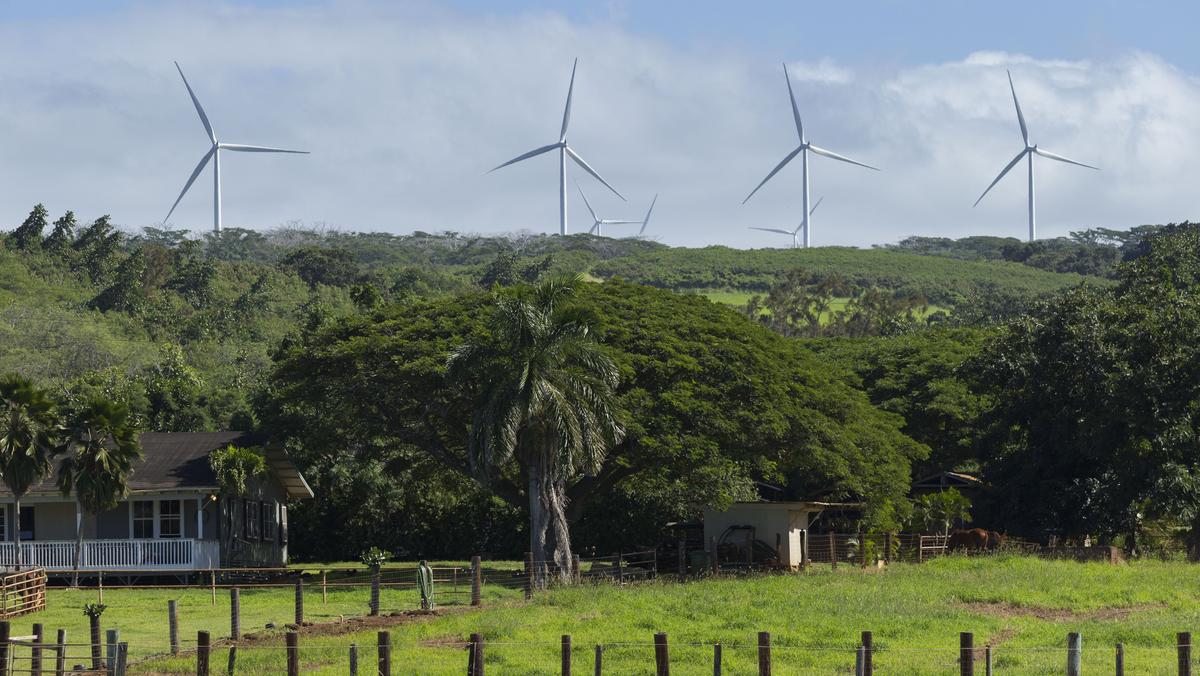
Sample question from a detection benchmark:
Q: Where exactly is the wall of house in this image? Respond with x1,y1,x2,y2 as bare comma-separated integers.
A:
97,503,129,539
703,504,815,569
217,473,291,568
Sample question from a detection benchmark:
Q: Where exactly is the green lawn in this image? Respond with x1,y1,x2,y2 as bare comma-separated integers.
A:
110,556,1200,674
698,290,948,322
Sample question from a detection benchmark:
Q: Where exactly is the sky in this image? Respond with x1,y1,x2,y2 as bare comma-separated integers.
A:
1,0,1198,248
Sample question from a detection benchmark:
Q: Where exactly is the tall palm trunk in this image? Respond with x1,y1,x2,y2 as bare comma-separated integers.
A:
527,462,550,587
546,481,573,584
72,509,85,587
13,496,23,567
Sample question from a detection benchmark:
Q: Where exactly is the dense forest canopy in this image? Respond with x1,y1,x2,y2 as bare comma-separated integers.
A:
2,202,1199,559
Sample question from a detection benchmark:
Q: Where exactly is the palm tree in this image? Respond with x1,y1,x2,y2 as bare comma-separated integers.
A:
448,275,624,584
57,398,141,585
0,375,63,566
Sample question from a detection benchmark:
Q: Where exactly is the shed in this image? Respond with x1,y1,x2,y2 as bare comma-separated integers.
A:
703,501,863,569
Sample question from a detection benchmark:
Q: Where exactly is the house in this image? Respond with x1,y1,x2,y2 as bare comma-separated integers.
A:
703,501,863,569
0,432,313,572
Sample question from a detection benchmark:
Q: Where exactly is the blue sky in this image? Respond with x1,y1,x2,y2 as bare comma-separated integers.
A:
0,1,1197,246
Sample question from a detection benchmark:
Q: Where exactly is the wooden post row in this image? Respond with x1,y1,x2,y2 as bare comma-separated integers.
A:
524,552,534,600
31,622,43,676
654,632,669,676
960,632,974,676
197,630,211,676
294,580,304,626
471,555,483,607
861,630,873,676
168,599,180,655
468,633,484,676
1116,642,1125,676
593,644,602,676
713,643,722,676
562,634,572,676
1066,632,1081,676
377,631,392,676
55,629,66,676
348,644,358,676
1180,632,1192,676
0,621,9,676
230,587,241,640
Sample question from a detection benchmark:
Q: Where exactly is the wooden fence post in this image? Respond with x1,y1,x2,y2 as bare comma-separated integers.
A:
168,599,180,655
830,532,837,569
230,588,241,640
1116,642,1124,676
855,646,864,676
524,552,534,600
321,571,328,605
654,632,669,676
561,634,572,676
32,622,43,676
469,633,484,676
713,643,722,676
348,644,358,676
861,630,873,676
593,644,602,676
197,630,211,676
226,646,238,676
210,569,216,605
106,628,119,675
960,632,974,676
116,642,128,676
0,621,9,676
1067,632,1081,676
757,631,771,676
294,580,304,625
471,556,482,607
985,645,993,676
377,631,391,676
678,539,687,577
285,631,298,676
54,629,65,676
1180,632,1192,676
97,570,104,604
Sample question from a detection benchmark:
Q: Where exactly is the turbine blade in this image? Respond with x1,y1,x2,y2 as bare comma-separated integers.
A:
175,62,216,144
575,181,598,221
489,142,561,173
973,149,1029,207
1008,70,1029,146
806,144,879,171
220,143,309,154
1033,148,1099,170
164,146,216,223
640,194,657,236
566,147,624,200
783,63,804,142
810,195,824,215
742,145,803,204
601,220,640,225
560,58,577,142
748,227,796,236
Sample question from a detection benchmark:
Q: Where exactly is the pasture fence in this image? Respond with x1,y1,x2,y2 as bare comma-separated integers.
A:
0,570,45,620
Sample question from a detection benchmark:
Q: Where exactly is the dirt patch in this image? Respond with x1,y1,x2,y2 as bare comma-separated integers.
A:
959,601,1165,622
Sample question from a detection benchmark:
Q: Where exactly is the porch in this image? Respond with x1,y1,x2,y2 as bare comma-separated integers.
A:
0,538,220,571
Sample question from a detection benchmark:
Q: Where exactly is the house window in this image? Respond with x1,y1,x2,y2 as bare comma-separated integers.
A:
0,507,6,541
159,500,182,539
18,507,34,541
133,501,155,538
244,500,260,540
263,502,277,542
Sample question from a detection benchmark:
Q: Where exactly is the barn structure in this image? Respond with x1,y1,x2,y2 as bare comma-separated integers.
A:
702,501,863,569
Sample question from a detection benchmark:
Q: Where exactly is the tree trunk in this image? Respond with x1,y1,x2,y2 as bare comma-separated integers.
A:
546,481,573,584
89,614,102,670
527,462,550,588
13,496,23,567
72,512,85,588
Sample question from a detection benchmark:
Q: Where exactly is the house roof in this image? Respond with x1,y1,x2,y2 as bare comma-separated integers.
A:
715,501,866,511
2,432,314,500
912,471,983,490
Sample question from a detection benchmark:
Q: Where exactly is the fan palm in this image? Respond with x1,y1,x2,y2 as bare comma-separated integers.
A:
0,375,63,566
58,398,141,585
448,275,624,583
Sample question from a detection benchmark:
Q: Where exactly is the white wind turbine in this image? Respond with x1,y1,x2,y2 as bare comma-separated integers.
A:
164,62,309,233
974,70,1098,242
634,194,658,238
577,183,640,236
748,196,824,248
743,63,878,248
490,59,624,235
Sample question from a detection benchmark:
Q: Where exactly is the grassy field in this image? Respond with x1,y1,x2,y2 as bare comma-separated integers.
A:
52,556,1198,674
698,290,948,321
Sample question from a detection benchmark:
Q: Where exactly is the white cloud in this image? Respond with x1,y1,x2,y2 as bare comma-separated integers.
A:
0,5,1196,248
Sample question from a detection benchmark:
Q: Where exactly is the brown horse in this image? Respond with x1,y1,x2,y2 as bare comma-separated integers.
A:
947,528,1003,552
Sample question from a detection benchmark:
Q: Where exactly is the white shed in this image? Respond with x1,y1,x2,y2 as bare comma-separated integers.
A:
703,501,862,569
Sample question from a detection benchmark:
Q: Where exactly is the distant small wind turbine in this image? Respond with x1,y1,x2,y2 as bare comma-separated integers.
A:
489,59,624,235
974,70,1098,242
164,62,309,234
577,183,640,236
743,63,878,248
748,196,824,248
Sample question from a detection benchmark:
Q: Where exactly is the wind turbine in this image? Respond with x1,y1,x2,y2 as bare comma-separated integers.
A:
164,62,309,234
489,59,624,235
973,70,1098,242
635,194,658,238
577,183,640,236
743,63,877,248
748,196,824,248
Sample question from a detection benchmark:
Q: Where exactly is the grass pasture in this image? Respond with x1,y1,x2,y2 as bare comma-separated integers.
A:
38,555,1197,674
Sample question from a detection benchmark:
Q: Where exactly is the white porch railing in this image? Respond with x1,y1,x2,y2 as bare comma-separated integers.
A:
0,539,219,571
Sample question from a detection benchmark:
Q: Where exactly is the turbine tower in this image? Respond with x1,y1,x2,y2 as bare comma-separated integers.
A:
164,62,308,234
974,70,1098,242
490,59,624,235
577,183,640,236
748,197,823,248
743,63,877,248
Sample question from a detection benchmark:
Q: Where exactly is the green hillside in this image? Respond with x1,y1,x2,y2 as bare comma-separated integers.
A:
591,246,1105,306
